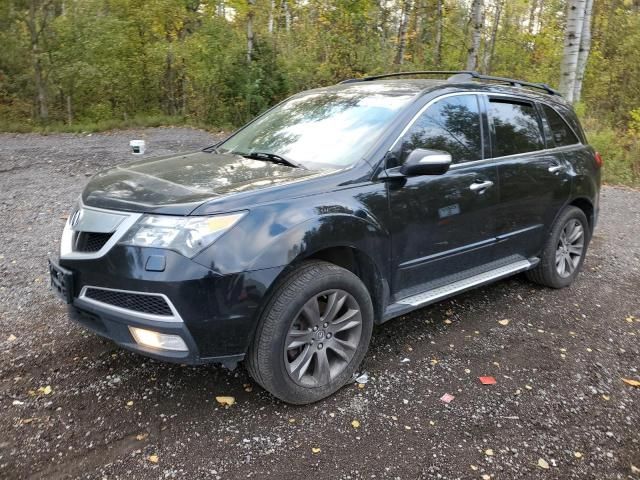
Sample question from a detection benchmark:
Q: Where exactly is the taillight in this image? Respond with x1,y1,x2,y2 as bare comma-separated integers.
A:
594,151,603,168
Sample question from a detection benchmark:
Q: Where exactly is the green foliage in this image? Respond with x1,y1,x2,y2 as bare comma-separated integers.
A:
0,0,638,185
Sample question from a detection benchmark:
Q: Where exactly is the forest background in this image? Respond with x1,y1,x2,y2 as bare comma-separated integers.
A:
1,0,638,185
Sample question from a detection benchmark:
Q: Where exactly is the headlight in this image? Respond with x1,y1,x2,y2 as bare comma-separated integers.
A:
119,211,246,258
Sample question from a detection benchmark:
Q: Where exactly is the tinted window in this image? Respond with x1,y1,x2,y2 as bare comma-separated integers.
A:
542,104,580,146
489,99,544,157
398,95,482,165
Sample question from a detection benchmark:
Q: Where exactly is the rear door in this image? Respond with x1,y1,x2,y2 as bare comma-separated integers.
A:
486,96,572,260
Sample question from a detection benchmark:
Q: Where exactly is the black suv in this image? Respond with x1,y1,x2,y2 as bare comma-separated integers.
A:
49,72,601,404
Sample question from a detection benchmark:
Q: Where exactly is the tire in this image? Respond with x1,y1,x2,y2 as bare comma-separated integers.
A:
246,260,374,404
526,206,590,289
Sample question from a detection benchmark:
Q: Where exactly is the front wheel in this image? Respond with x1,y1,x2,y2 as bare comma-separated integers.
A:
526,206,590,288
247,261,374,404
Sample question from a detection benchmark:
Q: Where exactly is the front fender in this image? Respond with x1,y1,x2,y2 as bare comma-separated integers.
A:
192,183,390,277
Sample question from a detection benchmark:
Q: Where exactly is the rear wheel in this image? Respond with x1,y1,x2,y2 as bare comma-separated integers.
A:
526,206,590,288
247,261,373,404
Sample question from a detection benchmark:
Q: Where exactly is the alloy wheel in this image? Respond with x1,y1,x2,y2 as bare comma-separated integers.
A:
284,289,362,388
555,218,585,278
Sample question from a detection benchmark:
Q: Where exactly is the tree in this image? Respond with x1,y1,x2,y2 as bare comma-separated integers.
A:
394,0,412,65
573,0,594,102
559,0,586,102
466,0,484,71
434,0,443,67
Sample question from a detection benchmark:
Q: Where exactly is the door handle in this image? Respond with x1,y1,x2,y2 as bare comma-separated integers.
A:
469,180,494,192
548,164,564,173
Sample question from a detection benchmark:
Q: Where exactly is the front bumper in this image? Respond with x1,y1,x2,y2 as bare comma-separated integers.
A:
50,246,284,366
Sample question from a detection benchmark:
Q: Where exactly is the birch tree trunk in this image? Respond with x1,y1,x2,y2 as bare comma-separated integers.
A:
558,0,586,102
573,0,594,102
466,0,484,71
268,0,275,34
528,0,539,34
394,0,412,65
247,0,255,63
434,0,443,67
283,0,291,33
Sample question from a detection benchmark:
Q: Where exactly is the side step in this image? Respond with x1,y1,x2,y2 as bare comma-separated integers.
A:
382,258,537,322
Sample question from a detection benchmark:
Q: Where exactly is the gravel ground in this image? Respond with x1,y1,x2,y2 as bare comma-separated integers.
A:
0,128,639,480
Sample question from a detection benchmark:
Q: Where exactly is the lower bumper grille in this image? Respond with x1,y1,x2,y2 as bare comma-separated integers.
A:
83,287,174,317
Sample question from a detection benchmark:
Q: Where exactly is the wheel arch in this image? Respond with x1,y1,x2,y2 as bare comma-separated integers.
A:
568,196,595,233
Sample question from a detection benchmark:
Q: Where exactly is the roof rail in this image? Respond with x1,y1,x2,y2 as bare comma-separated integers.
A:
339,70,560,96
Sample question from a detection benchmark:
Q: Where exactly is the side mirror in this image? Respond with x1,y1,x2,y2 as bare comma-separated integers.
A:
399,149,452,176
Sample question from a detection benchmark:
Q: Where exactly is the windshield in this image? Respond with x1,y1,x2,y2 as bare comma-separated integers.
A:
217,85,416,169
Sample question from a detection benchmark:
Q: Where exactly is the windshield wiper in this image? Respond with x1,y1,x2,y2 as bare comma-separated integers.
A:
240,151,305,169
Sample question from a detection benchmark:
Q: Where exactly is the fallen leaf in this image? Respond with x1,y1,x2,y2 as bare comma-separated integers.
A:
147,454,159,463
136,433,148,441
574,451,583,459
622,378,640,387
470,464,478,471
216,396,236,406
351,420,360,429
289,418,296,423
440,393,455,404
631,465,640,474
602,394,610,401
404,425,411,430
482,475,491,480
357,383,366,389
244,386,253,393
431,359,439,365
12,400,24,406
479,376,497,385
37,386,52,395
464,368,471,374
126,401,134,406
525,385,533,390
498,319,510,326
537,458,550,469
625,315,635,323
444,319,452,324
484,448,494,456
7,334,17,342
311,447,321,454
445,309,453,316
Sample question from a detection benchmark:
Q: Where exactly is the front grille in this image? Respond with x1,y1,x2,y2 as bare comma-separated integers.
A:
84,288,173,316
75,232,113,252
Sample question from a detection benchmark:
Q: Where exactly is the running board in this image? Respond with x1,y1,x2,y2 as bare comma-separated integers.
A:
382,258,538,322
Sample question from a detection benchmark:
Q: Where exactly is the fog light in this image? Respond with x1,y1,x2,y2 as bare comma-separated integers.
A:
129,326,188,352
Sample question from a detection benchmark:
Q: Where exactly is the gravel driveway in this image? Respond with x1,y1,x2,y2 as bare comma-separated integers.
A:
0,128,638,480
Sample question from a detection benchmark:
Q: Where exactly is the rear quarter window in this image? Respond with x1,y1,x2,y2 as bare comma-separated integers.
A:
488,98,544,157
541,104,580,147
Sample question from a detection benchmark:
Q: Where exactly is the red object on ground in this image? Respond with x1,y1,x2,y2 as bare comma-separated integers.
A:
479,376,497,385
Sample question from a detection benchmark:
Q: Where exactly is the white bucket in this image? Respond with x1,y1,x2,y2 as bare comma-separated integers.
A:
130,139,146,155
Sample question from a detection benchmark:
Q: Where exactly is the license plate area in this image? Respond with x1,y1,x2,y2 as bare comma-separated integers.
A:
49,259,74,304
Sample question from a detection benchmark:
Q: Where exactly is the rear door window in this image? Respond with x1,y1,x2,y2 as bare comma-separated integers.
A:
488,98,544,157
541,104,580,147
397,94,482,165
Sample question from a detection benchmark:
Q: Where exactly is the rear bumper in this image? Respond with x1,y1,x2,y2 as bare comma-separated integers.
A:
53,245,284,365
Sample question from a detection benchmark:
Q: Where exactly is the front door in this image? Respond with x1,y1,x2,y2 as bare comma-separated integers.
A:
386,93,500,300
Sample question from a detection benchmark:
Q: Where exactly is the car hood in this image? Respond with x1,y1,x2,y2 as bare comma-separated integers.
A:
82,151,323,214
